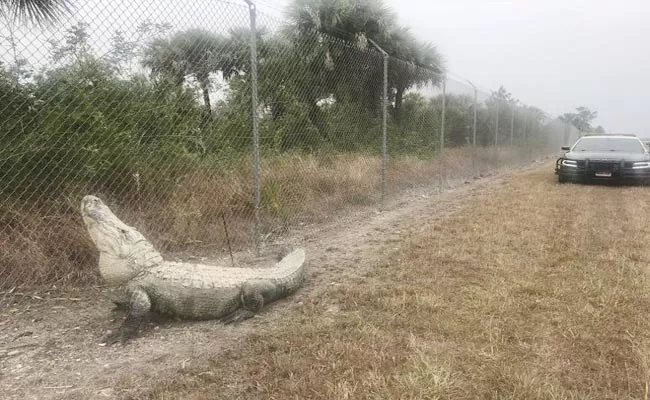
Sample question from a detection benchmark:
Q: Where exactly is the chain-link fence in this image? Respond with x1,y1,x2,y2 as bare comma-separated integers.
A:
0,0,580,293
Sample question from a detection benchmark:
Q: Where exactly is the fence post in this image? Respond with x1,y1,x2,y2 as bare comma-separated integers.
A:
245,0,261,255
521,107,527,144
510,102,515,146
470,81,478,177
440,77,446,155
495,98,500,146
522,108,530,159
439,77,446,186
368,39,389,206
563,121,570,146
382,53,388,204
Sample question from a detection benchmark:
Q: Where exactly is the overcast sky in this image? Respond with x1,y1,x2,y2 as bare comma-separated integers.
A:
258,0,649,134
383,0,650,134
5,0,648,134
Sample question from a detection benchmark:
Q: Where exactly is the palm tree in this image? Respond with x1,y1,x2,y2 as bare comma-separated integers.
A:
1,0,70,23
287,0,394,42
384,26,444,121
285,0,398,132
286,0,445,122
142,28,263,117
142,29,230,116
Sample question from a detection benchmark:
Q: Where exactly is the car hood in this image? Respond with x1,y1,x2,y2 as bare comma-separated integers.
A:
565,151,650,162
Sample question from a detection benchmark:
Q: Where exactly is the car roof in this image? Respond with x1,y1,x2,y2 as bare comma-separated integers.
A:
578,135,639,140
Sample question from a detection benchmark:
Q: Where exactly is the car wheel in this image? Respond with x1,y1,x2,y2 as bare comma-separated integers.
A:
558,175,569,183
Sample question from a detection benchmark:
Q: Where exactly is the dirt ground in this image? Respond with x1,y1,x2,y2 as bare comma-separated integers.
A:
0,160,547,400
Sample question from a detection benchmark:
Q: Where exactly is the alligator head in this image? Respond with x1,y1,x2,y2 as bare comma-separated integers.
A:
81,195,163,285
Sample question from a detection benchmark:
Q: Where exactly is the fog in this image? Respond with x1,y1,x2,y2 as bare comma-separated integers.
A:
6,0,647,134
384,0,650,134
260,0,650,134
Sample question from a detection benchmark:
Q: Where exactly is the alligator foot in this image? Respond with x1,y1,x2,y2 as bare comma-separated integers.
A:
220,309,256,325
99,313,144,346
101,287,151,345
221,281,270,324
112,299,130,312
100,329,124,346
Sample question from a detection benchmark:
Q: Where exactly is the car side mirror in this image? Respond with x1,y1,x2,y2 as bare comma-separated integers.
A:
561,146,570,151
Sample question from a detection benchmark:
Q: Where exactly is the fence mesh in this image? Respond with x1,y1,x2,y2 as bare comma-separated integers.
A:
0,0,580,293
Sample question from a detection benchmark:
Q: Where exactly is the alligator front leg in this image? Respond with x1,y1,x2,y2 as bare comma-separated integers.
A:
101,287,151,345
221,280,277,325
112,298,130,311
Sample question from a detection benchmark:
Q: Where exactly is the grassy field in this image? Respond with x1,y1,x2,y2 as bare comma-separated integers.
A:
119,166,650,400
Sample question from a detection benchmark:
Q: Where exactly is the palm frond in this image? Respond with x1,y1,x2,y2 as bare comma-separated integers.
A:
2,0,71,24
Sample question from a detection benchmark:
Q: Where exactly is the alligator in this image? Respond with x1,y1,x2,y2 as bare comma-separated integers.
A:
80,195,306,344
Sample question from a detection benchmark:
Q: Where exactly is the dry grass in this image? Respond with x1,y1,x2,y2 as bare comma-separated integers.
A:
122,167,650,399
0,201,99,288
388,146,541,191
1,145,542,289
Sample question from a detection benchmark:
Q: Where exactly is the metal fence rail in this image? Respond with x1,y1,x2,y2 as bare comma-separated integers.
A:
0,0,580,291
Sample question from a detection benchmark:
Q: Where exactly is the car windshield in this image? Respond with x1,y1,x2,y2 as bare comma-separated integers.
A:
572,137,645,153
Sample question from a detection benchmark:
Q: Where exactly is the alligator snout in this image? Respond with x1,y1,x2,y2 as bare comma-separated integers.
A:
81,195,102,212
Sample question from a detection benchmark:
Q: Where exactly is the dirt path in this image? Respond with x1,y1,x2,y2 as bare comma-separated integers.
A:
0,160,547,400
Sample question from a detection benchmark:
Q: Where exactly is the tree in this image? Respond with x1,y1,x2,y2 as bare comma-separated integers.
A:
142,29,230,116
1,0,70,23
286,0,445,131
559,106,598,133
141,28,265,117
46,22,115,88
384,26,444,121
594,125,606,134
285,0,394,136
287,0,395,43
485,86,513,145
431,93,474,147
48,21,91,64
105,22,173,76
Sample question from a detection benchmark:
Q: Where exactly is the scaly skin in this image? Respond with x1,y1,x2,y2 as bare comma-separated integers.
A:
80,195,306,344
